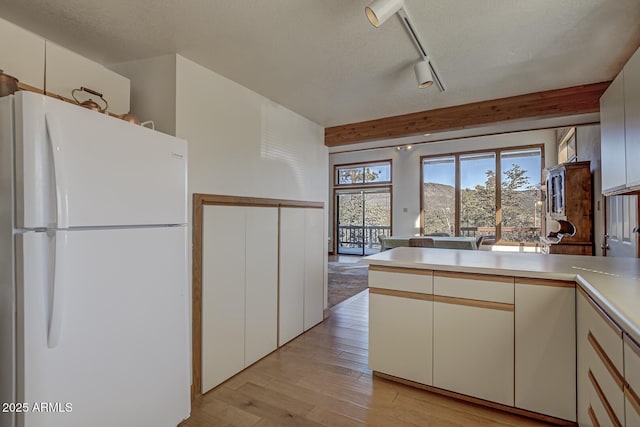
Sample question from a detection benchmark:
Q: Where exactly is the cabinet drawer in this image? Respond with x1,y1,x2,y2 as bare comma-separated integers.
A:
588,332,624,425
625,334,640,395
434,271,513,303
369,266,433,294
626,389,640,427
588,370,623,427
579,290,624,373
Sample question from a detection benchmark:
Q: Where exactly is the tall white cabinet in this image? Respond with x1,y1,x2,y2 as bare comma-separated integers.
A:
600,45,640,194
201,205,278,393
279,207,325,345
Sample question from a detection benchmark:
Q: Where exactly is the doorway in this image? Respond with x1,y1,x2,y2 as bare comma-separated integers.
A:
605,195,639,257
336,188,391,255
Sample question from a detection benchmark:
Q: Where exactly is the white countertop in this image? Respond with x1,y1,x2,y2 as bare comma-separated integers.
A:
363,247,640,344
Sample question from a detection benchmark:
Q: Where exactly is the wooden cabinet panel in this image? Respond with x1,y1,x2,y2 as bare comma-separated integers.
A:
368,267,433,293
303,208,324,331
514,281,576,421
577,291,593,425
433,271,514,304
45,42,130,115
625,47,640,188
279,208,305,345
625,335,640,398
600,72,627,194
0,17,45,90
369,293,432,385
626,391,640,427
245,207,278,367
201,206,246,393
433,300,514,406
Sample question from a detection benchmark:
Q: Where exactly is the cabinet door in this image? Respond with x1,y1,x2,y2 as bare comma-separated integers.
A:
433,300,514,406
303,208,325,331
625,47,640,188
245,207,278,366
0,17,45,90
600,72,627,194
279,208,305,345
369,292,432,385
625,336,640,427
45,42,131,115
201,206,246,393
515,280,576,421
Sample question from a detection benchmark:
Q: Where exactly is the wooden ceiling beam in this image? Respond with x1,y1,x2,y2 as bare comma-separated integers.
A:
324,81,611,147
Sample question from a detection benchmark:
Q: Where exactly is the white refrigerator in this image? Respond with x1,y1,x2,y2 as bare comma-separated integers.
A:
0,92,191,427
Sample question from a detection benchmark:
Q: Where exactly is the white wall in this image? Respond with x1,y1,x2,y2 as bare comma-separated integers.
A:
329,129,556,252
110,55,177,136
175,56,327,202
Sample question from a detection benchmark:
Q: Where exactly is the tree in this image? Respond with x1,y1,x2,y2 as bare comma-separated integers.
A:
423,163,541,242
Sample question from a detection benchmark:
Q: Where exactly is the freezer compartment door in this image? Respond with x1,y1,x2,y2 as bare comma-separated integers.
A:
18,227,190,427
15,91,187,228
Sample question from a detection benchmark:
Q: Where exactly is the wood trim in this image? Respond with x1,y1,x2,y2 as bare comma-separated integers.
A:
194,193,324,209
368,265,433,275
191,193,324,400
626,385,640,417
577,286,623,338
587,332,625,390
17,82,45,94
587,406,600,427
325,82,610,146
369,287,434,301
434,270,514,284
515,277,575,288
624,332,640,358
588,369,623,427
191,193,203,399
433,295,514,312
372,372,577,426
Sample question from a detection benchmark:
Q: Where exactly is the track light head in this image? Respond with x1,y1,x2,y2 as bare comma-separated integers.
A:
365,0,404,27
414,60,434,89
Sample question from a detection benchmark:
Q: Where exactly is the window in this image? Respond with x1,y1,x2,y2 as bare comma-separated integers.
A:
334,160,392,254
421,146,543,244
336,161,391,186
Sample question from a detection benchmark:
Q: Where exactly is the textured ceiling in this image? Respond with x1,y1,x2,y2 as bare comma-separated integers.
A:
1,0,639,127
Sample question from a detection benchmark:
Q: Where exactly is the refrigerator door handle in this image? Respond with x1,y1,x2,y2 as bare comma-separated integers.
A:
48,232,67,348
44,113,69,229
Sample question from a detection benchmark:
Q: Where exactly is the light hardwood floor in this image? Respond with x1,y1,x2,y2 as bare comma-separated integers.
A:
181,291,548,426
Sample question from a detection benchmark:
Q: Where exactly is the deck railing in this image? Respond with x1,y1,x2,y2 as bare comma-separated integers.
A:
338,225,391,249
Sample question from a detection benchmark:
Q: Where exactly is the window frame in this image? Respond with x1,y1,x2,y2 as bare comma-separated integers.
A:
420,144,545,245
334,160,392,187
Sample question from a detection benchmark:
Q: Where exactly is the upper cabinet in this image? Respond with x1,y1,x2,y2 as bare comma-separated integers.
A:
0,17,45,90
45,42,130,115
600,46,640,195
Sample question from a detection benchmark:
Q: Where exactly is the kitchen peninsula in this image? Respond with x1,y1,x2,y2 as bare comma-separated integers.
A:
363,247,640,426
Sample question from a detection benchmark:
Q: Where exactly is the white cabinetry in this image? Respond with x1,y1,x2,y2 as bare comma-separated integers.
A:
0,17,45,90
368,267,433,385
432,272,514,406
577,289,624,427
201,205,278,393
600,46,640,194
45,42,131,115
514,279,576,421
624,335,640,427
601,72,627,194
279,207,325,345
625,48,640,188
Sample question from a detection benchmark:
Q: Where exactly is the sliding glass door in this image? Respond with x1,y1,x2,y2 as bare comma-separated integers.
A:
336,189,391,255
